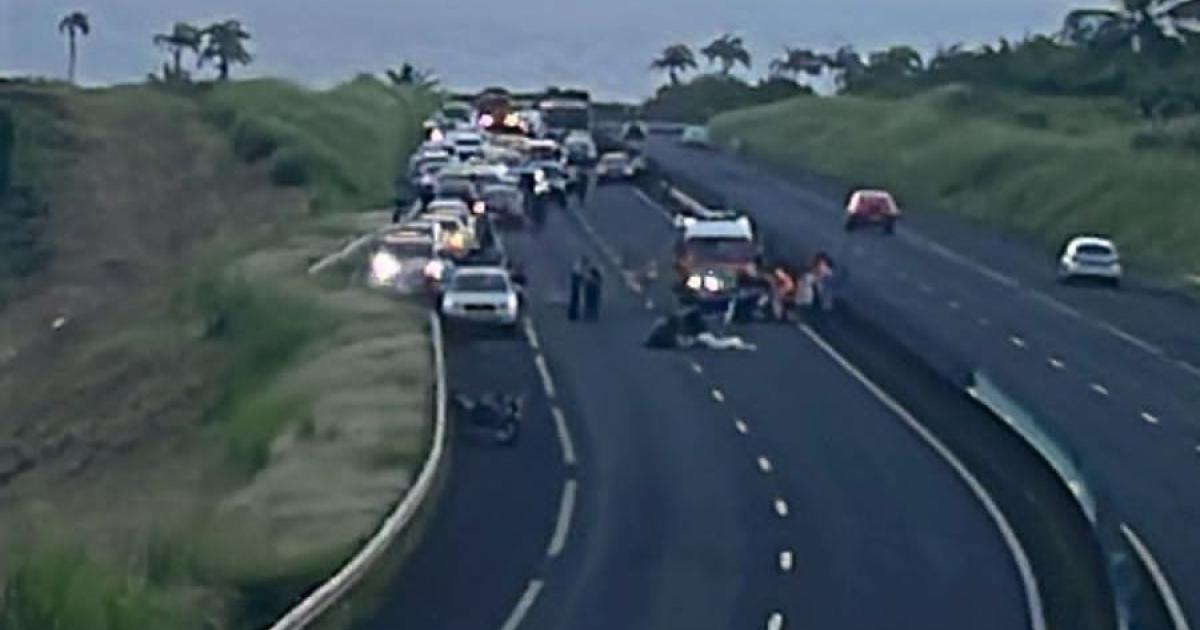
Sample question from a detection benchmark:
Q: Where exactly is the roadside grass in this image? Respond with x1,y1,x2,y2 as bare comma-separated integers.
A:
200,76,435,211
710,85,1200,277
0,80,433,629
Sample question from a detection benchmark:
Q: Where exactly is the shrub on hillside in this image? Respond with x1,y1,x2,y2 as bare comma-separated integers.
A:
268,148,310,187
231,115,288,163
642,74,813,123
0,106,13,194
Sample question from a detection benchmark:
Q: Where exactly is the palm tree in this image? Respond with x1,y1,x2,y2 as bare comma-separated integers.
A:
700,34,752,75
651,44,698,85
866,46,924,78
769,47,827,80
57,11,90,84
154,22,203,80
824,45,867,90
1062,0,1200,53
199,19,252,81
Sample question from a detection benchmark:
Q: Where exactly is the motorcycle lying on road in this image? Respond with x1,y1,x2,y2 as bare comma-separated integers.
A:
451,391,523,446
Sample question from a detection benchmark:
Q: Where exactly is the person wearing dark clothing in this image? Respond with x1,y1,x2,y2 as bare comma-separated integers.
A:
567,257,587,321
583,264,603,320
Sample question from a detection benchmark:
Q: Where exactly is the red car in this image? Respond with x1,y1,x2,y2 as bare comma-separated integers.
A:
845,189,900,234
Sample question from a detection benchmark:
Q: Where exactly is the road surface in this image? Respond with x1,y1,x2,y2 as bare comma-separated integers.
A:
647,138,1200,625
357,186,1030,630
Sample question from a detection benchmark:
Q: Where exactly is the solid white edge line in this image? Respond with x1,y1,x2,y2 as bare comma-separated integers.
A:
499,579,546,630
1121,524,1194,630
922,237,1020,289
534,354,557,399
547,480,578,558
798,324,1045,630
550,405,578,467
267,312,449,630
1028,291,1082,320
633,187,676,224
1097,321,1165,357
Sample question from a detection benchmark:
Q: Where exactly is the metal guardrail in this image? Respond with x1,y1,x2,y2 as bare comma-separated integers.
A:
265,311,448,630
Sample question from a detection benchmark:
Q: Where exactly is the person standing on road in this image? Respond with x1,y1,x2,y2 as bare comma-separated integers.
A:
810,252,836,312
568,256,587,321
583,263,604,321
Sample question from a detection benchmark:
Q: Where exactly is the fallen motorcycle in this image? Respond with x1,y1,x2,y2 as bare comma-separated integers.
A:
451,392,523,445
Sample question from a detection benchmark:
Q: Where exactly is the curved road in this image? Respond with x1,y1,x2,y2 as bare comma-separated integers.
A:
647,137,1200,625
358,185,1030,629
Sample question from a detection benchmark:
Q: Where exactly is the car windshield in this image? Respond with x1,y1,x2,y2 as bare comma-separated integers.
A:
452,273,508,292
442,106,471,121
1076,244,1114,257
382,241,430,258
684,238,757,263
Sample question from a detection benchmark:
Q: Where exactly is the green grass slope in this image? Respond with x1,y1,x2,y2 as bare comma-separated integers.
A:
710,85,1200,277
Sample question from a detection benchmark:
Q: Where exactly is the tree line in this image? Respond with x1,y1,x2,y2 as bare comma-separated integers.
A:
54,10,253,85
651,0,1200,120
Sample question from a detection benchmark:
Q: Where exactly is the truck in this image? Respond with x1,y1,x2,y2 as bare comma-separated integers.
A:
537,88,592,139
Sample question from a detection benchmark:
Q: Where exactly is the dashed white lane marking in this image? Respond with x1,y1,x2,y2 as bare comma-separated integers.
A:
773,498,790,518
757,456,773,474
800,324,1045,630
523,318,540,351
978,317,991,326
1121,524,1194,630
645,298,655,310
1009,335,1027,349
918,283,935,294
1141,411,1161,425
1090,382,1110,397
948,300,961,310
777,547,796,571
766,611,785,630
896,271,909,280
499,579,545,630
690,361,704,374
534,354,557,400
734,419,750,435
1098,321,1165,357
551,405,578,467
712,388,725,403
547,480,578,558
778,550,794,572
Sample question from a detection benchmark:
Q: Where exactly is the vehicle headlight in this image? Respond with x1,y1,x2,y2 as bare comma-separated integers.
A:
535,181,550,194
371,251,402,281
686,274,703,291
702,275,723,293
430,129,444,142
447,232,466,250
478,113,495,128
423,259,445,280
472,200,486,215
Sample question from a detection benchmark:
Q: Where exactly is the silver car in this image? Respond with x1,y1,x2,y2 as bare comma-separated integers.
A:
1058,236,1122,286
439,266,521,328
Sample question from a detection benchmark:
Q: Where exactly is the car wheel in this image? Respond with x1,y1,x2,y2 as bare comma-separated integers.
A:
844,218,857,232
1109,277,1121,289
883,218,896,235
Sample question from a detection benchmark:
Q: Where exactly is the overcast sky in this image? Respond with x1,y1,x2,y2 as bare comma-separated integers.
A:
1,0,1081,99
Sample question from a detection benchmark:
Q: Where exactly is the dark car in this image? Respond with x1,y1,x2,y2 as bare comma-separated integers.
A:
481,183,526,227
434,177,481,208
844,189,901,234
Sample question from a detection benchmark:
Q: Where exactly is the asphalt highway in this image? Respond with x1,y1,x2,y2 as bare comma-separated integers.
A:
357,186,1030,630
647,138,1200,625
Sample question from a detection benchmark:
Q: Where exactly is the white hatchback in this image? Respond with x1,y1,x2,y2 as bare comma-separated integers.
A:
1058,236,1122,286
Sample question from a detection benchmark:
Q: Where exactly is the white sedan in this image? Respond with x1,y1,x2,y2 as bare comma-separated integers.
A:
440,266,522,328
1058,236,1122,286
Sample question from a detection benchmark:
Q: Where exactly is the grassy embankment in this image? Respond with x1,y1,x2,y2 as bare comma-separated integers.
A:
710,85,1200,279
0,76,435,629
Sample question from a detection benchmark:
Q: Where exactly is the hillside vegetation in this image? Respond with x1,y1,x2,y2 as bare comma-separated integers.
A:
710,86,1200,277
0,77,433,630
